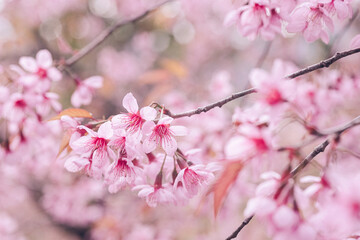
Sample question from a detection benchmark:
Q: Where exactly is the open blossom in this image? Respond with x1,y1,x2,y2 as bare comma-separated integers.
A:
323,0,353,20
108,129,140,160
287,2,334,43
174,164,214,197
133,183,176,207
142,116,187,156
112,92,157,138
224,0,283,40
71,76,103,107
105,157,140,193
70,121,115,168
18,49,62,92
2,93,35,123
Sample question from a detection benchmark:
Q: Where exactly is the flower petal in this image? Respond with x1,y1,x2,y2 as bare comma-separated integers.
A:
162,136,177,156
36,49,53,68
170,126,187,136
140,106,157,121
64,156,90,172
97,121,113,139
84,76,103,89
142,137,157,153
122,92,138,113
19,57,37,73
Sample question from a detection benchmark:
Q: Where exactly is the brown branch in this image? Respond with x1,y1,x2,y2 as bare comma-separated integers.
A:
226,114,360,239
286,47,360,79
225,215,254,240
169,88,257,118
289,115,360,179
169,47,360,119
64,1,170,67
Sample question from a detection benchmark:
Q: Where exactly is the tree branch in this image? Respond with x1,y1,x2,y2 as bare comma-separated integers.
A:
225,114,360,239
289,115,360,179
64,1,170,66
169,47,360,119
286,47,360,79
225,215,254,240
169,88,257,119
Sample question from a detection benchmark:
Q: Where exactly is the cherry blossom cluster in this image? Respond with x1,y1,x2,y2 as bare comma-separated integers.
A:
63,92,219,207
225,0,353,43
222,58,360,239
0,49,102,161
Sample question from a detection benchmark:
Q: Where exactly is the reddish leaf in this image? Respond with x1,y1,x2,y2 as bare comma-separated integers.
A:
213,161,243,217
57,130,72,157
49,108,93,121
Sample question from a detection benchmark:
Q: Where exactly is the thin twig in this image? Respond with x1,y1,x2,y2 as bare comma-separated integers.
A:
169,47,360,119
64,1,170,66
289,115,360,179
226,114,360,239
169,88,257,118
286,47,360,79
225,215,254,240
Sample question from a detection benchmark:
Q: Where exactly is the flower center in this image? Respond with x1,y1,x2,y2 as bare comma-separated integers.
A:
37,68,47,79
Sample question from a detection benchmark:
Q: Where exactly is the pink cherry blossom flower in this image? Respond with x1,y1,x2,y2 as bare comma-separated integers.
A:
105,157,140,193
133,183,176,207
71,76,103,107
70,121,115,168
18,49,62,92
2,93,34,123
287,2,334,43
108,129,140,160
323,0,353,20
224,1,283,41
112,92,157,138
142,116,187,156
64,154,102,179
174,164,214,197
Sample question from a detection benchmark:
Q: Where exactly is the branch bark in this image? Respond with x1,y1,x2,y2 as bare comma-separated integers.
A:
169,47,360,119
225,215,254,240
225,114,360,239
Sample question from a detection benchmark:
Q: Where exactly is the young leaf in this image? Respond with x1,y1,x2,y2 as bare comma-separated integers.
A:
49,108,93,121
213,160,243,217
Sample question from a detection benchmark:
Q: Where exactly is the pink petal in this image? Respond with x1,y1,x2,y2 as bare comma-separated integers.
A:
142,121,156,135
84,76,103,89
334,0,350,19
97,121,113,139
36,49,53,68
19,75,38,86
142,137,157,153
350,34,360,48
70,135,93,152
162,136,177,156
170,126,187,136
158,116,173,125
78,125,97,137
140,106,157,121
19,57,37,73
71,90,82,107
123,92,138,113
47,67,62,81
111,114,128,129
64,156,90,172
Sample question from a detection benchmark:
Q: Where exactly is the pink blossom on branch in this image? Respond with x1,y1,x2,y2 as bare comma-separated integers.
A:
112,92,157,139
71,76,103,107
18,49,62,92
142,116,187,156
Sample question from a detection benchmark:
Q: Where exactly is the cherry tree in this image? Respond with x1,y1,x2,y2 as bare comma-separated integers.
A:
1,0,360,239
